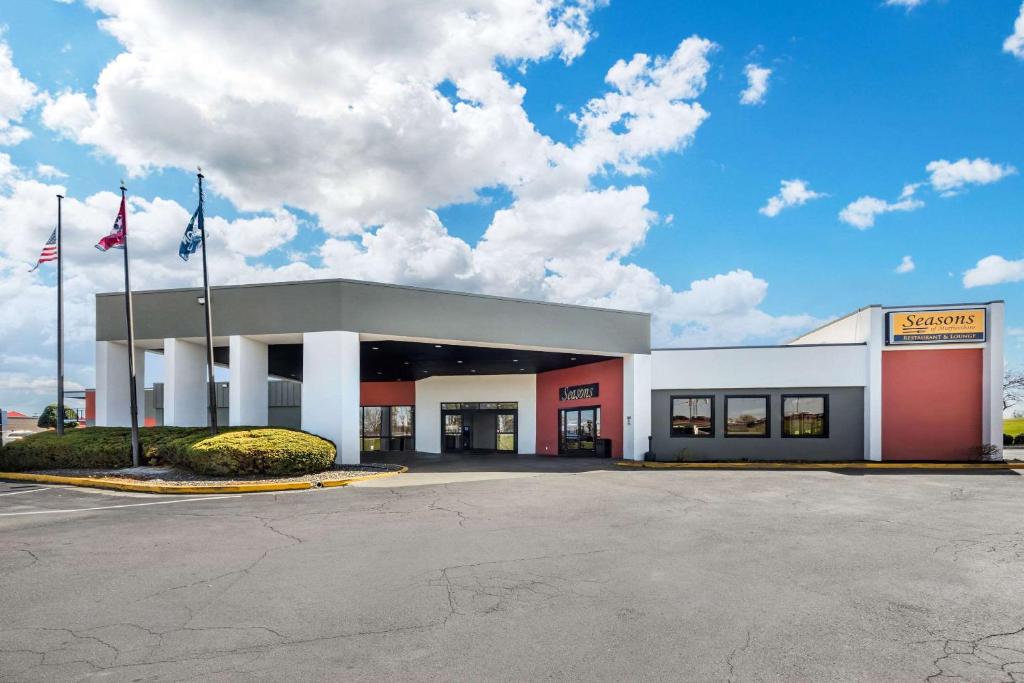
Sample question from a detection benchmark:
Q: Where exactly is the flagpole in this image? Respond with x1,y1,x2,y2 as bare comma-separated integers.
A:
56,194,65,437
121,181,141,467
198,167,218,435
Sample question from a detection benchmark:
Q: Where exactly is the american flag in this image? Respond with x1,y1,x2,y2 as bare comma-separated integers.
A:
28,228,58,272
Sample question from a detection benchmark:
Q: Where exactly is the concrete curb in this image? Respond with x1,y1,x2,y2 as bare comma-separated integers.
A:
616,461,1024,471
0,466,408,495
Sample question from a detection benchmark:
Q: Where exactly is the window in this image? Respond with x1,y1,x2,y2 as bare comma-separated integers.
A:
496,413,516,452
391,406,414,438
782,395,828,438
670,396,713,437
361,406,383,451
725,396,769,438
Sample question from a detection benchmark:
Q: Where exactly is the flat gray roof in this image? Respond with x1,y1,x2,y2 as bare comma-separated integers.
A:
96,277,651,355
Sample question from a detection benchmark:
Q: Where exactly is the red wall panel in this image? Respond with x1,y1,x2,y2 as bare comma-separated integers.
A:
882,349,982,461
535,358,623,458
360,381,415,406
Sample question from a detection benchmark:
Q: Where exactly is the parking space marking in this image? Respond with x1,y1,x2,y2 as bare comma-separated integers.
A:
0,487,49,497
0,494,242,516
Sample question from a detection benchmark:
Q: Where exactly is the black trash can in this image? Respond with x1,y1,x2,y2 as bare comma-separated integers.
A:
595,438,613,458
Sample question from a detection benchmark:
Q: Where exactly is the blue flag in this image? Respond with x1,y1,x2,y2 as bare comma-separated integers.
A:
179,204,203,262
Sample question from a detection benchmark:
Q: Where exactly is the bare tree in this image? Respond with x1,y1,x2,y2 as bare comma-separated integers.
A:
1005,368,1024,412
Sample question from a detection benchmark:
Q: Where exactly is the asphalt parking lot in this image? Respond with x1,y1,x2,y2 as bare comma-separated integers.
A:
2,457,1024,682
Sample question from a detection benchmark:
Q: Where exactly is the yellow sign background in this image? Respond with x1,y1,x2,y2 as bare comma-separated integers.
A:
888,308,986,344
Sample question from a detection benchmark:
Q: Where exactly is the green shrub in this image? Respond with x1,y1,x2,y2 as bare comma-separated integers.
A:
1015,433,1024,446
177,429,336,476
37,404,79,429
0,426,335,476
1006,433,1015,446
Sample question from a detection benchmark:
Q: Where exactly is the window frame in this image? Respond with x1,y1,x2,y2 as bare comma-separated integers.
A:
780,393,829,439
723,395,771,439
669,395,715,438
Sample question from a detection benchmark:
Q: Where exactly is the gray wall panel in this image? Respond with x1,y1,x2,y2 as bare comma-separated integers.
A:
650,387,864,461
97,279,650,354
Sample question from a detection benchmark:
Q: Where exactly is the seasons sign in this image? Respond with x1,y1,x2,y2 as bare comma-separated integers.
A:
887,308,986,345
559,383,599,401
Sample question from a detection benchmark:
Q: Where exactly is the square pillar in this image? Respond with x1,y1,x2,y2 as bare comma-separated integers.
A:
229,335,269,426
622,353,652,461
983,301,1005,457
301,331,360,465
95,341,145,428
865,306,884,461
164,338,208,427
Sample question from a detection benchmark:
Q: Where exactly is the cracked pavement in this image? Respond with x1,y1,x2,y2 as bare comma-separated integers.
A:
2,457,1024,681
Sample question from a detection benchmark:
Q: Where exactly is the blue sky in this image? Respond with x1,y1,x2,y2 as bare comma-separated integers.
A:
0,0,1022,413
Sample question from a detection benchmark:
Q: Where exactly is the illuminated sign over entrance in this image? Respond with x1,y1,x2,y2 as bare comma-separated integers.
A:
886,308,986,345
560,383,599,401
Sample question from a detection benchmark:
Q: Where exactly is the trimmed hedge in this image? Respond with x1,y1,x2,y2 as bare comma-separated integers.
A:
0,426,336,476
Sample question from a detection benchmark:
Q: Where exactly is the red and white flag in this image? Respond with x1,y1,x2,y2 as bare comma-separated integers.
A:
96,194,127,251
28,228,58,272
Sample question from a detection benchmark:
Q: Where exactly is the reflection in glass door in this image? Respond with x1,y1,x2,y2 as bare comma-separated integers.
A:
496,413,516,452
559,406,600,455
443,413,464,452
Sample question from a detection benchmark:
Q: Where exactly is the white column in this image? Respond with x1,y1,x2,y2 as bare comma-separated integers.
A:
163,338,207,426
622,353,652,461
301,331,360,465
229,335,269,426
864,305,884,461
983,301,1005,457
95,341,145,428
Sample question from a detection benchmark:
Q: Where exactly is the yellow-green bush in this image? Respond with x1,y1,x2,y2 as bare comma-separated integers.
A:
0,427,336,476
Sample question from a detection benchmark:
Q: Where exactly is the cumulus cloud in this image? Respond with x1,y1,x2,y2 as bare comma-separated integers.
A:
895,255,915,274
839,194,924,229
2,2,820,409
926,157,1017,196
1005,2,1024,58
739,64,771,105
758,179,825,217
963,255,1024,288
34,163,67,179
0,37,39,145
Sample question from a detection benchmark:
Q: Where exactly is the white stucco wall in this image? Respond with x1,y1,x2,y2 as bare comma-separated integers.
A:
651,344,869,391
229,335,269,426
163,338,207,427
415,374,537,454
95,340,146,428
301,331,360,464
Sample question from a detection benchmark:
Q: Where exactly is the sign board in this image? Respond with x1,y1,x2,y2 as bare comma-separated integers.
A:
887,308,986,345
559,383,599,401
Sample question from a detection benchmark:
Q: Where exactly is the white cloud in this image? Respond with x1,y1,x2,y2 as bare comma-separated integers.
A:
963,255,1024,288
885,0,927,8
1,3,820,409
926,157,1017,196
895,255,915,274
758,179,825,217
739,63,771,105
34,163,67,179
1005,2,1024,58
839,195,924,229
0,37,40,145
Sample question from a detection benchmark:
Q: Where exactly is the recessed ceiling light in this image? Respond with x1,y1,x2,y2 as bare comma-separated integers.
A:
434,344,442,348
377,371,382,375
470,369,476,373
404,361,410,365
512,359,518,363
456,360,463,363
570,357,577,360
371,346,379,350
423,370,428,373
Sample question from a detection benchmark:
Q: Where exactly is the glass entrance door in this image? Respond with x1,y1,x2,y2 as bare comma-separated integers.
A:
441,403,518,454
559,407,600,455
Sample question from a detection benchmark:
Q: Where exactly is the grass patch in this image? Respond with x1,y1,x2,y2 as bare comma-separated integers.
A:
1004,418,1024,438
0,426,336,476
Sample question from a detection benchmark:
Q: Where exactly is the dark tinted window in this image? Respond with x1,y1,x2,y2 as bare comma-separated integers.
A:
671,397,713,437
